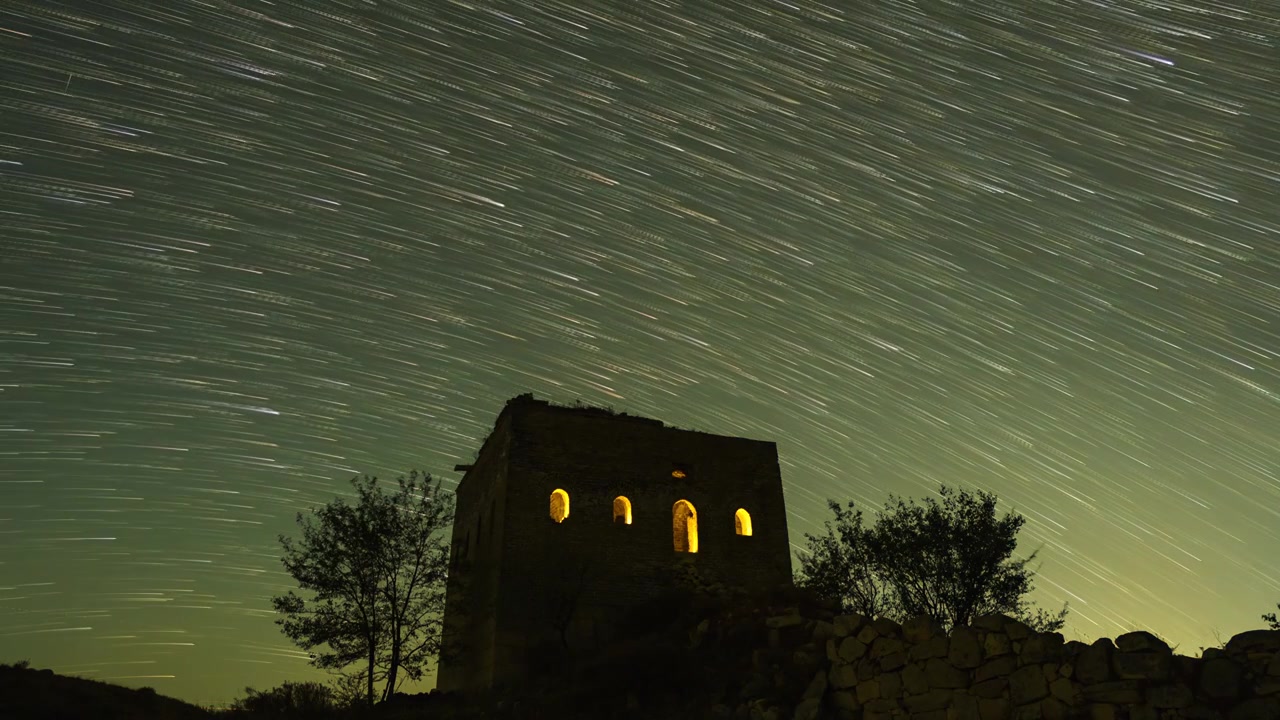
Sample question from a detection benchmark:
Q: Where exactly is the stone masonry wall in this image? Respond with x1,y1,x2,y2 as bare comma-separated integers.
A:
710,609,1280,720
492,401,793,687
438,395,794,693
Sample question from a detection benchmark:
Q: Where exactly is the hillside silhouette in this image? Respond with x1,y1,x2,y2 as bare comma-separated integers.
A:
0,661,214,720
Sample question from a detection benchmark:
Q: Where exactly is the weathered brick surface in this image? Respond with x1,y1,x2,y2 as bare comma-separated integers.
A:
437,395,793,692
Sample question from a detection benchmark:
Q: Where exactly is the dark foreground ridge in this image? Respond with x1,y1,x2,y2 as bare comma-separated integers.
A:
0,661,213,720
4,585,1280,720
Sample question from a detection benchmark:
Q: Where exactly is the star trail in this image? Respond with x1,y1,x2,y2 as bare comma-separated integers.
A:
2,0,1278,706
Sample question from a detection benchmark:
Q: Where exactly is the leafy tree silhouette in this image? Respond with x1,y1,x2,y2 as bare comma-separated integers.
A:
272,470,454,706
1264,604,1280,630
796,484,1068,632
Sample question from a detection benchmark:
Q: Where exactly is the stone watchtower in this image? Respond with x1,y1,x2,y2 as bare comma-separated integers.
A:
436,394,793,692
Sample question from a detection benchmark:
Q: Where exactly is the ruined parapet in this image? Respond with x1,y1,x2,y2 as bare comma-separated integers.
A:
710,608,1280,720
437,395,793,693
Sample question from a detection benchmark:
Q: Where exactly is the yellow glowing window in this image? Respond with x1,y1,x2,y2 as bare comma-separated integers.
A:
671,469,687,479
550,488,569,523
673,499,698,553
612,496,632,525
735,508,753,536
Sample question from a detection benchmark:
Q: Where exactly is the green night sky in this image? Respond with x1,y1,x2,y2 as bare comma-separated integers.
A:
2,0,1278,706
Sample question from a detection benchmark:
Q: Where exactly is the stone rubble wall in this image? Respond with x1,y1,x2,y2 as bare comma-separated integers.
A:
706,610,1280,720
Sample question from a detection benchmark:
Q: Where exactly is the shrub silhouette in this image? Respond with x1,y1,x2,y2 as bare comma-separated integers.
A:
796,484,1068,632
228,681,339,718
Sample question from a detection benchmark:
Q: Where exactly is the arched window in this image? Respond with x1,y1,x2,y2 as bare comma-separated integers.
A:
612,496,632,525
550,488,570,523
672,499,698,553
735,508,753,536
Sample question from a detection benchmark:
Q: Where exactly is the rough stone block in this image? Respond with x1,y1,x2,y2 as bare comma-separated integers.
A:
1040,697,1070,720
1041,663,1059,684
973,614,1015,632
1200,657,1243,700
951,692,981,720
1060,644,1086,672
857,658,878,681
1081,680,1142,704
1269,651,1280,677
826,638,840,664
1075,640,1115,685
833,613,869,638
1168,655,1198,685
950,627,984,669
879,670,903,699
1020,633,1065,664
927,658,971,689
871,636,906,660
1148,683,1193,708
881,651,907,672
1114,631,1170,654
1228,697,1280,720
971,677,1009,699
1010,664,1050,705
1014,702,1044,720
864,698,899,713
903,615,946,644
985,632,1012,658
812,620,834,643
904,688,953,713
975,655,1018,682
1048,677,1077,705
1225,630,1280,656
871,616,903,639
979,697,1010,720
1087,704,1118,720
839,636,868,663
903,662,929,696
857,624,879,645
830,690,859,712
1112,651,1171,681
1004,619,1033,641
911,635,951,661
856,678,881,703
829,663,858,690
913,710,949,720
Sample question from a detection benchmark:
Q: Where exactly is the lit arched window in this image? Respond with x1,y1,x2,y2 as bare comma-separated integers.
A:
613,496,632,525
550,488,570,523
673,499,698,553
735,508,753,536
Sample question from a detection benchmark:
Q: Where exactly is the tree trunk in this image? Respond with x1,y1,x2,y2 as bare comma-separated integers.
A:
383,621,400,703
366,631,376,707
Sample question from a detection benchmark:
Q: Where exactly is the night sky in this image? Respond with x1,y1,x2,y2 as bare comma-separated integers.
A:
2,0,1279,706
